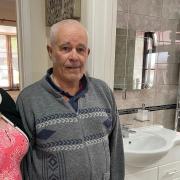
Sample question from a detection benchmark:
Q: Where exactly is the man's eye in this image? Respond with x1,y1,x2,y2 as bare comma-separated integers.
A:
77,47,86,53
62,47,70,51
59,45,71,52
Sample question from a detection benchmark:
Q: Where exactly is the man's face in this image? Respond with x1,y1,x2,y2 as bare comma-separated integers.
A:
48,24,90,84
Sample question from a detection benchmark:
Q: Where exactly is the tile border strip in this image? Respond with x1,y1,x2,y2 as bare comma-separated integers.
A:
118,104,176,115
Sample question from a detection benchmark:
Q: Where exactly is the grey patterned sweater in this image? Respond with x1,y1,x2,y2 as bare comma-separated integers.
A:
16,75,124,180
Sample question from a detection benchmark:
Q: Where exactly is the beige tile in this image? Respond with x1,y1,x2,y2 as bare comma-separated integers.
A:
128,14,161,32
115,0,179,130
175,43,180,62
159,19,179,43
129,0,162,17
157,44,178,64
156,63,179,85
116,11,129,31
153,109,176,129
120,112,154,128
162,0,180,19
117,0,129,12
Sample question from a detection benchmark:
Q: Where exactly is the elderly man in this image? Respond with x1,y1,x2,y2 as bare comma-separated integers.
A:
17,19,124,180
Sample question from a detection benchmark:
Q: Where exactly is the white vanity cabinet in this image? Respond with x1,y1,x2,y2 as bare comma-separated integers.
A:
125,161,180,180
125,167,158,180
158,161,180,180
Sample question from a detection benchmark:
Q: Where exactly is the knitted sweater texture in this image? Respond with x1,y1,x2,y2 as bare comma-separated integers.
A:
16,75,124,180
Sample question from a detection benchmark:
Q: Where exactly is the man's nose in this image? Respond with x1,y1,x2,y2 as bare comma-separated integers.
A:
69,48,78,60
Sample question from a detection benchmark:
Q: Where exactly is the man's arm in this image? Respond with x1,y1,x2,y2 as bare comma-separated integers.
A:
109,111,125,180
108,90,125,180
16,95,35,180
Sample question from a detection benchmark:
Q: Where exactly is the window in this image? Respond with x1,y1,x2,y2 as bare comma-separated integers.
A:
0,26,19,90
142,32,157,89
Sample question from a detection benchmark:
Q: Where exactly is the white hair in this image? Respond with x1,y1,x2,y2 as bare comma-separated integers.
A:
49,19,88,45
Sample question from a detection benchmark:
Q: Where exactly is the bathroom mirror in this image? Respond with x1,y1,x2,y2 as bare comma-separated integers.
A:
114,29,158,90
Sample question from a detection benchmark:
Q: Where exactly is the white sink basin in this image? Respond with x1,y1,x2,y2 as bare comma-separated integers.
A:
123,125,180,167
124,134,166,151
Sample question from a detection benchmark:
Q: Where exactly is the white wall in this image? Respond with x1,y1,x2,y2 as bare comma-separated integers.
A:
16,0,49,88
17,0,117,89
81,0,117,89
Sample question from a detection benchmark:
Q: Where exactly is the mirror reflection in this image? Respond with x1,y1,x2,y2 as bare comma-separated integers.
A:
114,30,158,90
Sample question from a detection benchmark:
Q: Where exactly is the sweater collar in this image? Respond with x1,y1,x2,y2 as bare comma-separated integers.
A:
45,68,88,98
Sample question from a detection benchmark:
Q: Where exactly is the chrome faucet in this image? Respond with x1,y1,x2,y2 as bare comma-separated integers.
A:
121,124,136,138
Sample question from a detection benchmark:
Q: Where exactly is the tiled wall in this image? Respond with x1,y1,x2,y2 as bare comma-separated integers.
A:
114,0,180,129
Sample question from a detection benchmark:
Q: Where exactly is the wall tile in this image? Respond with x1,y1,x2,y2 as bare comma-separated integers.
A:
117,0,129,12
153,85,178,106
156,63,179,85
176,20,180,43
162,0,180,19
114,35,127,89
115,0,179,129
176,43,180,62
119,112,153,128
126,39,136,66
129,0,162,17
114,88,155,109
157,44,179,64
128,14,161,32
116,28,127,37
153,109,176,129
116,11,128,32
159,19,179,43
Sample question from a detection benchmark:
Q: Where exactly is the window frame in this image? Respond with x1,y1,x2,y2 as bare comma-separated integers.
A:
0,32,19,90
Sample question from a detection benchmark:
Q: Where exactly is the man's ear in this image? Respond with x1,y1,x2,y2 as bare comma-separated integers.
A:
47,44,52,58
88,48,90,55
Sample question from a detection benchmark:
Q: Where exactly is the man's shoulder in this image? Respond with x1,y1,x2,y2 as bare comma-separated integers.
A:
87,76,115,106
18,79,43,98
87,76,110,90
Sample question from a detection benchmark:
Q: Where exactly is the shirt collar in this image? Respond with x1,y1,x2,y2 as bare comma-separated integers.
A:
46,68,87,98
